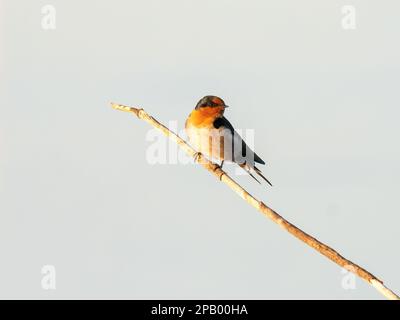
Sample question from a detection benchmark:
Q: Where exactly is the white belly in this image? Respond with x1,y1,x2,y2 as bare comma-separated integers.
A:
186,125,235,162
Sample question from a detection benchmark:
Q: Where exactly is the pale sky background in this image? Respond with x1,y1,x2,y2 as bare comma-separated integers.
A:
1,0,399,299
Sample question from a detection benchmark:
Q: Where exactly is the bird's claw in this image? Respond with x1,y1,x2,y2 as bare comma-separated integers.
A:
193,152,202,163
212,162,225,181
213,160,224,172
213,164,220,172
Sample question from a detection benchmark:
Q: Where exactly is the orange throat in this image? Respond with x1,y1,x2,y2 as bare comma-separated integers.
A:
187,107,224,128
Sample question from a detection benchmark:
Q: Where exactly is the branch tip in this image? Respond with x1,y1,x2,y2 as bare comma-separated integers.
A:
111,102,140,116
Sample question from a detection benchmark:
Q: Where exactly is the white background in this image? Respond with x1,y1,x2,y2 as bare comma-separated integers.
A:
1,0,399,299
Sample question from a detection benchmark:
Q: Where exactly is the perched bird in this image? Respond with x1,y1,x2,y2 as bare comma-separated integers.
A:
185,95,272,186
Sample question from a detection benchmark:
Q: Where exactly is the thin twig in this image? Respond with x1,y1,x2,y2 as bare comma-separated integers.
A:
111,102,399,300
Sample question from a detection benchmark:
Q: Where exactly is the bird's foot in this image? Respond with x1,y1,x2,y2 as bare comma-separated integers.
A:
193,152,202,163
213,160,224,171
213,161,225,181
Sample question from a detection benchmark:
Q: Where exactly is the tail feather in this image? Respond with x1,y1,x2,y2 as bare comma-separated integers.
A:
246,169,261,184
239,163,272,186
254,166,273,186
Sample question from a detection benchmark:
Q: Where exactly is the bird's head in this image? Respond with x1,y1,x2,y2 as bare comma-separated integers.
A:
195,96,229,114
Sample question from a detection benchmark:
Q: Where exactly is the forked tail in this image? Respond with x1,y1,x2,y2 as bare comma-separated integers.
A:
239,163,273,187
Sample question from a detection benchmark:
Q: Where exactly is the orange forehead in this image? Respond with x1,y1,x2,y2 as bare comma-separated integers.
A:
211,97,224,105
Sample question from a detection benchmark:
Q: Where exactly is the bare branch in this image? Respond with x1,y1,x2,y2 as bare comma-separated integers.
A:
111,102,399,300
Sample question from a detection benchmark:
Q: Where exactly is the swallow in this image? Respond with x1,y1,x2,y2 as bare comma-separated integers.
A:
185,95,272,186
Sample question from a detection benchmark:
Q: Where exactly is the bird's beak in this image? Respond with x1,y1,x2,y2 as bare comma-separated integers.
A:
223,105,229,108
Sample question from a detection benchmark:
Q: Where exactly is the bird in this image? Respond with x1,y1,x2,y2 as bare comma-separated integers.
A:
185,95,272,186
